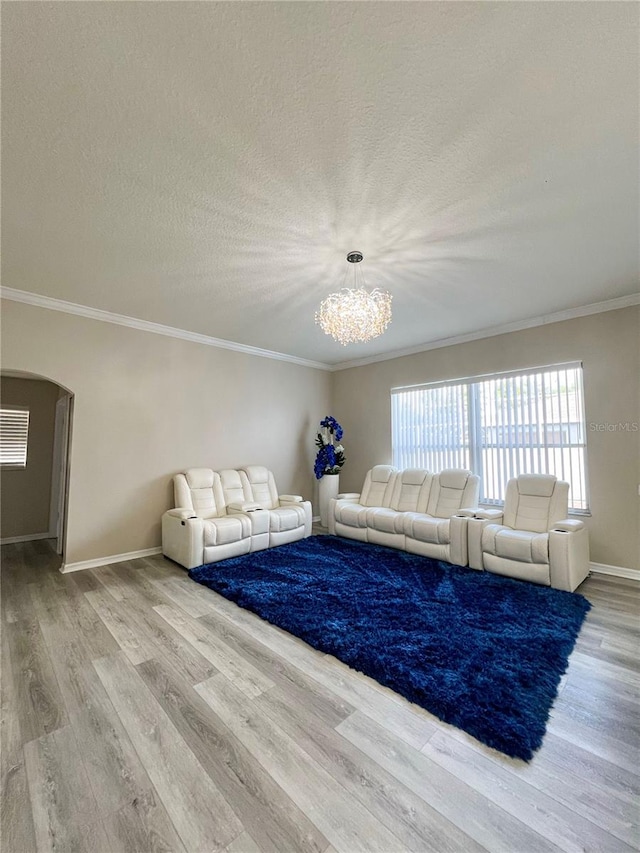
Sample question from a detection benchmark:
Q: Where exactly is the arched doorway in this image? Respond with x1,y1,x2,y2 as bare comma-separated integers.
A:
0,370,74,562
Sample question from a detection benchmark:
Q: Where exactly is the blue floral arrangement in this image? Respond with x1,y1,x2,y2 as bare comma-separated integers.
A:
314,416,346,479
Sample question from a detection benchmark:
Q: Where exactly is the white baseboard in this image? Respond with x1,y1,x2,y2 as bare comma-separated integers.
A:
52,549,640,581
61,546,162,573
590,561,640,581
0,532,53,545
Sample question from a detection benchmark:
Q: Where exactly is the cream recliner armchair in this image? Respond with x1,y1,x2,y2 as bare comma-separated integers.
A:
329,465,398,543
162,466,312,569
329,465,480,566
162,468,253,569
241,465,312,547
402,468,480,565
467,474,590,591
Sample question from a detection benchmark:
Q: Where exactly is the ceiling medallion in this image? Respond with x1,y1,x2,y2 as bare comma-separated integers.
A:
315,252,393,346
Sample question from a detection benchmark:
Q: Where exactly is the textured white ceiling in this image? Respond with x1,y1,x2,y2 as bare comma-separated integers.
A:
2,2,638,365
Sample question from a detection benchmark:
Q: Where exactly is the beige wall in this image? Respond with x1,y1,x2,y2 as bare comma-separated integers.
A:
0,376,59,539
1,300,331,565
3,299,638,570
332,306,640,571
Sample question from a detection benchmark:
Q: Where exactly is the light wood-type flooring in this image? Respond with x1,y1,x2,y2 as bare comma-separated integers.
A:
2,539,639,852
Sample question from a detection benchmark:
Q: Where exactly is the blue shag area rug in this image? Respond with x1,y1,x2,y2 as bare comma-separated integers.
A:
189,535,590,760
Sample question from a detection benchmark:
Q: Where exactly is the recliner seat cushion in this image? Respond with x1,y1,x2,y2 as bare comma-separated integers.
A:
269,505,307,533
204,514,251,547
403,513,451,545
219,468,252,506
483,524,549,564
179,468,227,519
334,502,369,528
511,494,555,534
366,508,404,534
502,474,569,534
360,466,397,507
516,474,557,497
388,469,432,513
242,466,279,509
427,469,476,519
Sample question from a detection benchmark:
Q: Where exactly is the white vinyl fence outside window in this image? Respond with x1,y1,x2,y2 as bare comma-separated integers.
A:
0,407,30,468
391,362,589,513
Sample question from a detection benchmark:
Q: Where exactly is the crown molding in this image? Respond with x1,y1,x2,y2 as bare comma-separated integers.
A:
0,287,331,372
3,286,637,374
330,292,640,371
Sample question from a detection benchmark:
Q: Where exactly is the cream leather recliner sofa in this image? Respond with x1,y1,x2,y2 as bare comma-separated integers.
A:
162,466,312,569
328,465,480,566
467,473,589,591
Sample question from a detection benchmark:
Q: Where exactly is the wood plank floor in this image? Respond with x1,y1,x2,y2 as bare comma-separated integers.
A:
2,539,639,853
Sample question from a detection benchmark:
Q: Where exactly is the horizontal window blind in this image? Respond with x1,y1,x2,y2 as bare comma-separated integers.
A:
0,407,30,467
392,363,589,513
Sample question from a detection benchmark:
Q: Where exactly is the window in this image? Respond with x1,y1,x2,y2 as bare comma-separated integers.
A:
0,407,30,468
391,362,589,513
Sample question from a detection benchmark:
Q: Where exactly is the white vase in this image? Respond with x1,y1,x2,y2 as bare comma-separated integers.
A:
318,473,340,528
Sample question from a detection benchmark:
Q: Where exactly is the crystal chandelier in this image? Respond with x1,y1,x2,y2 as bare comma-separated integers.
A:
315,251,393,346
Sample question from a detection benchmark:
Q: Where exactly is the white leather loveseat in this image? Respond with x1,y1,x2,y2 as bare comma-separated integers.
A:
162,466,312,569
328,465,480,566
467,473,589,592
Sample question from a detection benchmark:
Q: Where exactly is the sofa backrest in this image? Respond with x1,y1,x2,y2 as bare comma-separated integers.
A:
503,474,568,533
389,469,433,512
219,468,253,507
426,469,480,518
360,465,397,507
242,465,280,509
174,468,227,519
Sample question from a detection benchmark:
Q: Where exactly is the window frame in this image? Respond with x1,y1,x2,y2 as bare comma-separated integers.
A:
391,361,590,515
0,405,30,470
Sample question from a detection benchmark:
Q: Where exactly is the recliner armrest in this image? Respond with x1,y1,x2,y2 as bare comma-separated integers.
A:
449,514,470,566
455,509,476,518
467,511,504,570
279,495,303,503
228,501,264,512
473,508,504,521
337,493,360,501
549,525,590,591
552,519,584,533
162,511,204,569
165,508,198,520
